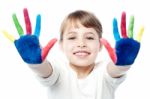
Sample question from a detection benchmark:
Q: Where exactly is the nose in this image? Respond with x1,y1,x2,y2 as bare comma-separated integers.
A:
77,39,86,48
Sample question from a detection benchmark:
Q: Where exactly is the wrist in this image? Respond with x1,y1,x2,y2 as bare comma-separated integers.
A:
28,60,53,78
107,61,131,78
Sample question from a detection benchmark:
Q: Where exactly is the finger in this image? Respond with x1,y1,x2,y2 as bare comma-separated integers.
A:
136,26,144,42
34,14,41,38
121,12,128,38
42,38,57,61
128,16,134,38
23,8,32,35
12,14,24,36
2,30,15,42
100,38,117,63
113,18,121,41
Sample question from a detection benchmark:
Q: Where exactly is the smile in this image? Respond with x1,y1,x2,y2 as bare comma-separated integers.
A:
73,50,91,57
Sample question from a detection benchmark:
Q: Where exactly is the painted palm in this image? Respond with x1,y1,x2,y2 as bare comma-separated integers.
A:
3,8,57,64
101,12,144,66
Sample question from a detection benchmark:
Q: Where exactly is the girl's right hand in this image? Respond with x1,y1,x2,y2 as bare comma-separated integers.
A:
3,8,57,64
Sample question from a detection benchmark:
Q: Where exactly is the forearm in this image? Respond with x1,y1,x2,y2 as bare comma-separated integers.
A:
107,62,131,78
28,60,53,78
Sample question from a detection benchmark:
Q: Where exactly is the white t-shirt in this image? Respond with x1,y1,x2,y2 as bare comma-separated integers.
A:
37,60,126,99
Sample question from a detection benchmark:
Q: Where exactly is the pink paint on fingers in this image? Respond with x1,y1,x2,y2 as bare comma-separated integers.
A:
100,38,117,63
121,12,127,38
23,8,32,35
42,38,57,61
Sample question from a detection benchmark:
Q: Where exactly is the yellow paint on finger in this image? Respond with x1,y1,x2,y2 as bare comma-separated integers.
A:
137,26,144,42
2,30,15,42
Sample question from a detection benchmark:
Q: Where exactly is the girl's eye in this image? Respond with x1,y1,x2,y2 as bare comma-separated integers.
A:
68,37,76,40
86,37,94,40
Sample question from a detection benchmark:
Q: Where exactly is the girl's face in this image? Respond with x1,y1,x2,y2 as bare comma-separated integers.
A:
60,23,101,68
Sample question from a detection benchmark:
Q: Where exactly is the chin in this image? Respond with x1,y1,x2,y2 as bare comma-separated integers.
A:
70,62,95,67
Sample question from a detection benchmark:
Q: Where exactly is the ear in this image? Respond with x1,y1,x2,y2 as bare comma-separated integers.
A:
59,41,64,52
99,39,103,51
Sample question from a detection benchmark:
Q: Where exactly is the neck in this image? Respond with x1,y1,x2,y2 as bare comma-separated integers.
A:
70,63,95,79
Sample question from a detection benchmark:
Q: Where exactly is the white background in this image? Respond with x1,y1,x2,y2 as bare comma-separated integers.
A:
0,0,149,99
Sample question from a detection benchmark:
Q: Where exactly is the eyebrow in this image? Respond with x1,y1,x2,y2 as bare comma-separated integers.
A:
85,32,96,36
67,31,77,35
68,31,76,33
66,31,96,37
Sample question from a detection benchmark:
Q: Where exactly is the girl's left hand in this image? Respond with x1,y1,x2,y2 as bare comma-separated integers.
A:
101,12,144,66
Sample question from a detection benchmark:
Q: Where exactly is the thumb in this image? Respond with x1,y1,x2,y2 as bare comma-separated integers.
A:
100,38,117,63
42,38,57,61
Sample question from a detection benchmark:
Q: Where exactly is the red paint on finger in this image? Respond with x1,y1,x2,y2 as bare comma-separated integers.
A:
23,8,32,35
121,12,127,38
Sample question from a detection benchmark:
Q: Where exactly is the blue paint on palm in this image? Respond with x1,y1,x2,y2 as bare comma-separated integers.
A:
115,38,140,65
14,35,42,64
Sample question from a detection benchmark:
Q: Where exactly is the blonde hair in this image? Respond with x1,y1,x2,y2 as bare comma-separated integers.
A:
60,10,103,41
